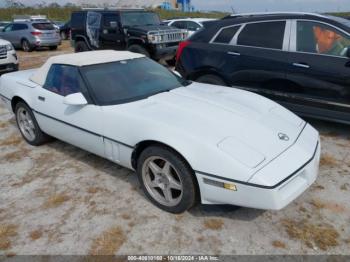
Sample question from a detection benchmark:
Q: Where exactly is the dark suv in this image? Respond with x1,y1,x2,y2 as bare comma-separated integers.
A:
176,12,350,124
71,9,187,60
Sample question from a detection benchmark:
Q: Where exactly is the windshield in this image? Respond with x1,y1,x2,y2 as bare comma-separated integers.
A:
81,58,190,105
120,12,161,27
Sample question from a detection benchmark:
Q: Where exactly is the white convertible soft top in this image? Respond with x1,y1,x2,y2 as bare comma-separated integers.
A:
30,50,145,86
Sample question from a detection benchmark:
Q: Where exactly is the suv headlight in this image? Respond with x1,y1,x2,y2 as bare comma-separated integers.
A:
147,34,162,43
6,44,13,51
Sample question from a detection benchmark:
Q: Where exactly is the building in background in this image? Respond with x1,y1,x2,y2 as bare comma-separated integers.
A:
176,0,193,12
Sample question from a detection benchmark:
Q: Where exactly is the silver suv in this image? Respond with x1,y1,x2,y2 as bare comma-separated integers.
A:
0,21,61,52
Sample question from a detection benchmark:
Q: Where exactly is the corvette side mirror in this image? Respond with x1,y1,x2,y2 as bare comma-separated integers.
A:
63,92,87,106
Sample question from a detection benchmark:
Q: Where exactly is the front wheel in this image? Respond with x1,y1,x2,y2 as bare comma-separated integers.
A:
49,46,58,50
15,102,50,146
137,146,197,213
75,41,89,52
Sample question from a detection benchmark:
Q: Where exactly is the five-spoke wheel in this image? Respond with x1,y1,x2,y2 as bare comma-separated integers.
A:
137,146,197,213
15,102,50,146
142,156,183,207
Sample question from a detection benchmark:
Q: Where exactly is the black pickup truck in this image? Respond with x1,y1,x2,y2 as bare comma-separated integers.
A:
70,9,187,61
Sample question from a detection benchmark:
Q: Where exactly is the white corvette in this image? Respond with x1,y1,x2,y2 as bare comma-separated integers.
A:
0,50,320,213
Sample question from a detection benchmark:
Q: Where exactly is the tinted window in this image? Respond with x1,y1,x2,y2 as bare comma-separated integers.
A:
172,21,186,29
81,58,190,105
237,21,286,49
71,12,86,28
13,24,28,30
44,65,83,96
297,21,350,57
187,21,201,31
32,23,55,30
213,26,239,44
103,13,119,27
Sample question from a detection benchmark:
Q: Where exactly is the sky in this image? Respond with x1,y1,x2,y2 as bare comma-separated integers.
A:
192,0,350,12
0,0,349,12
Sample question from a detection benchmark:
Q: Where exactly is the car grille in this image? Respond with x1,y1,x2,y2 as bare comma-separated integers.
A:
0,45,7,59
148,29,188,43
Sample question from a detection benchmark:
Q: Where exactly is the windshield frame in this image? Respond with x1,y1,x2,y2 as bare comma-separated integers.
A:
79,58,191,106
120,11,161,27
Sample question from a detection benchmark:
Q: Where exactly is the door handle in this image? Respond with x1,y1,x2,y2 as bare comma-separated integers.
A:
38,96,45,101
293,63,310,69
227,51,241,56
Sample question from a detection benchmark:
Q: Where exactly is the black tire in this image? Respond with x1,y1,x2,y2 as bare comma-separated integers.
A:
60,31,67,40
127,44,150,57
49,46,58,50
75,41,89,52
21,39,33,52
15,102,51,146
137,145,197,214
196,74,228,86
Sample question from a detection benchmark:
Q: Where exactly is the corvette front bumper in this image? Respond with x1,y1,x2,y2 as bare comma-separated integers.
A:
196,124,320,210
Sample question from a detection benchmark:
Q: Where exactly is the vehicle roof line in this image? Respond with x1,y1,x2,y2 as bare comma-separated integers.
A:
228,12,327,18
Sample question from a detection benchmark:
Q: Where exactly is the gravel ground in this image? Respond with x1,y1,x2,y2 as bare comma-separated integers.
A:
0,42,350,256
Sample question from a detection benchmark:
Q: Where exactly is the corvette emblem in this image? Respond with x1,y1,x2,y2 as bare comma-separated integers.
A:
278,133,289,141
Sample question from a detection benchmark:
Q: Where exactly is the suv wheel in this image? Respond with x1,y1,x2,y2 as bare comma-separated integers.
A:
15,102,51,146
21,39,33,52
128,45,150,57
49,46,58,50
196,74,227,86
137,146,197,213
75,41,89,52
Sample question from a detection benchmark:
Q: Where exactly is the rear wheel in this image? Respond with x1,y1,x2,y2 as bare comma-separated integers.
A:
15,102,50,146
75,41,89,52
137,146,197,213
196,74,227,86
49,46,58,50
128,44,150,57
21,39,33,52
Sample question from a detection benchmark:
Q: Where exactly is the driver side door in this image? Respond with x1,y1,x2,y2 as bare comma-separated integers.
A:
33,64,105,157
286,20,350,117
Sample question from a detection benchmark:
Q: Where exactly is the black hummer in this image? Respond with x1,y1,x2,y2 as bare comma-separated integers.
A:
70,9,187,60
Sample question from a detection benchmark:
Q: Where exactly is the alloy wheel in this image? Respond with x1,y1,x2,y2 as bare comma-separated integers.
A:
17,107,36,141
142,156,183,207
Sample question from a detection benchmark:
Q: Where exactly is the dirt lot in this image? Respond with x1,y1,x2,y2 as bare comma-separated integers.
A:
0,41,350,256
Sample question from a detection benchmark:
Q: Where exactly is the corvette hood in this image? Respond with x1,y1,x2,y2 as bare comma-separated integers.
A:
133,82,305,169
